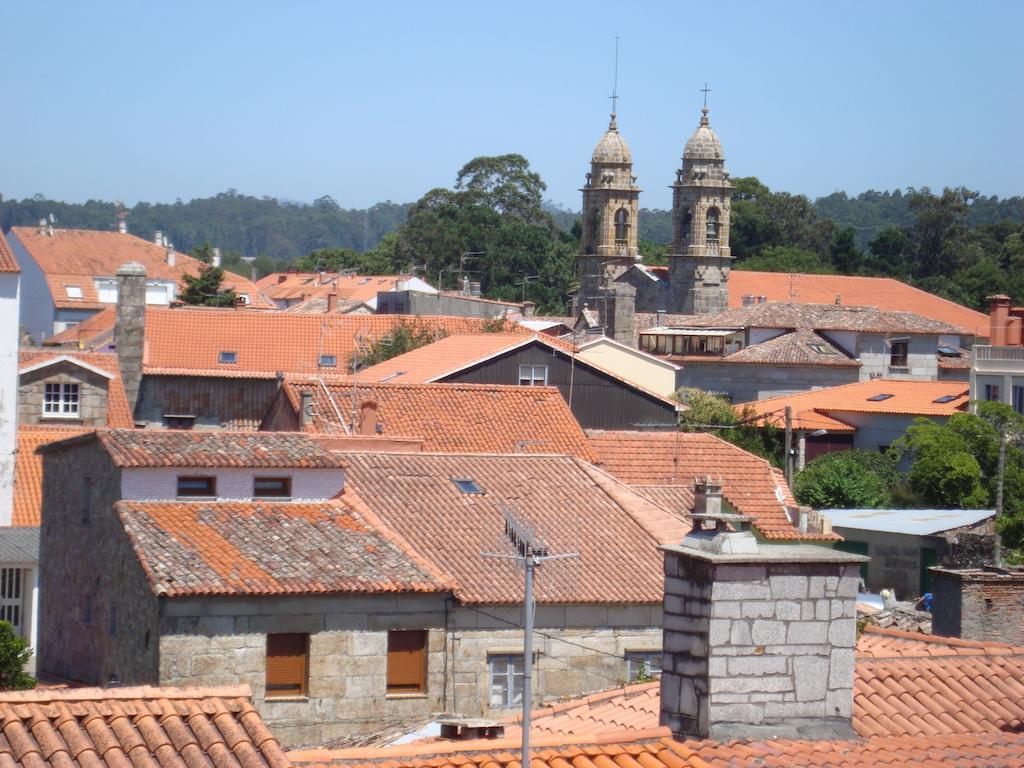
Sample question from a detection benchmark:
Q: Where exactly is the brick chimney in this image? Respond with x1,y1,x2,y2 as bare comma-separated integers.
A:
988,294,1011,347
327,292,338,313
115,262,147,418
659,507,865,740
599,282,636,346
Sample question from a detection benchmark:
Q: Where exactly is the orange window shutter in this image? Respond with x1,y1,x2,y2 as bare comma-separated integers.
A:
266,633,308,697
387,630,426,692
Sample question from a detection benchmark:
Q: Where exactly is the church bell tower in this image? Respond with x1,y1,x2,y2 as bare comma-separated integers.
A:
668,103,733,314
577,111,641,309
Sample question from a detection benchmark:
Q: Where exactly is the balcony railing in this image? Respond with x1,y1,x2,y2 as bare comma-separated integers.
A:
975,346,1024,361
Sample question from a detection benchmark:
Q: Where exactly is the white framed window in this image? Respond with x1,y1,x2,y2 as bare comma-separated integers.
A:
625,651,662,682
95,279,118,303
43,382,80,417
517,365,548,386
488,654,524,708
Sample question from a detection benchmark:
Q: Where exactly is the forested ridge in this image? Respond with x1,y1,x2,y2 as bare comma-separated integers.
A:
4,163,1024,314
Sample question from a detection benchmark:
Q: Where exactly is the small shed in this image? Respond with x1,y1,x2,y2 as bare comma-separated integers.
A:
824,508,994,599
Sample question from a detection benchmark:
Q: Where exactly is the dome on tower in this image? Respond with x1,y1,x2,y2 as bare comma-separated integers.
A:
683,107,724,161
592,114,632,164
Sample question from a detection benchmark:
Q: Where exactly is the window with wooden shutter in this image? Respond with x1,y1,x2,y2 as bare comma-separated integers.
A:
266,633,309,698
387,630,427,693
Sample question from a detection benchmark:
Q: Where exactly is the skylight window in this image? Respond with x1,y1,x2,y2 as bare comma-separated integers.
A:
65,285,83,299
452,478,484,494
807,342,838,355
937,346,962,357
219,351,238,364
319,354,337,367
867,393,894,402
379,371,406,382
933,394,959,404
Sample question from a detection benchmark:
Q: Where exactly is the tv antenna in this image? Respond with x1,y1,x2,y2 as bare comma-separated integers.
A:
482,504,578,768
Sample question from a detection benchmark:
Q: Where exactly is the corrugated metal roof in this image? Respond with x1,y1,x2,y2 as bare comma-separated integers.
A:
825,508,994,536
0,527,39,564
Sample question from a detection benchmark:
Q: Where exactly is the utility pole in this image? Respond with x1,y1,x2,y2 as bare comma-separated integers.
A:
482,506,577,768
995,427,1007,566
784,406,794,487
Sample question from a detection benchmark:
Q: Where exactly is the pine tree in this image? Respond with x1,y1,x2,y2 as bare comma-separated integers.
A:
180,264,238,307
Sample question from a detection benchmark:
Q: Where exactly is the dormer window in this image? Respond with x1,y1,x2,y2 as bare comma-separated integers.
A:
219,351,238,364
177,476,216,498
65,285,83,299
254,477,292,499
43,383,80,417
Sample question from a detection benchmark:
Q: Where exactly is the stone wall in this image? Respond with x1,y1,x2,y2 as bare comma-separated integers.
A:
19,361,111,426
678,361,857,403
660,548,860,740
38,439,160,684
932,568,1024,645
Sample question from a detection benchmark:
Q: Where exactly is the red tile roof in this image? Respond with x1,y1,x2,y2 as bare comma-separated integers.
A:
284,380,597,460
0,232,19,273
18,349,133,427
14,427,90,526
728,270,990,338
0,684,289,767
744,379,970,431
585,430,831,541
9,226,273,309
118,500,450,597
340,452,688,604
295,732,1024,768
142,308,527,377
39,429,346,468
257,272,417,304
42,306,116,348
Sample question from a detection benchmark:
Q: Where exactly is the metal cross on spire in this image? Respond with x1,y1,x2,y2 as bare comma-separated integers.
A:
609,36,620,116
701,82,711,109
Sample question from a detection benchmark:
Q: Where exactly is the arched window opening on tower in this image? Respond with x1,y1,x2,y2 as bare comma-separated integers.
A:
706,207,721,245
615,208,629,245
680,208,692,245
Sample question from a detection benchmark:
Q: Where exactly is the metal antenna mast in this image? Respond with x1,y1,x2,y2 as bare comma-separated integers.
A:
482,505,578,768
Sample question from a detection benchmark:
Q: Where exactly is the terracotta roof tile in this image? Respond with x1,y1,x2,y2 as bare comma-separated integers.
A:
42,307,116,349
257,273,418,305
711,329,860,367
14,427,90,526
286,380,597,461
0,684,289,768
636,302,969,337
727,271,989,337
117,499,449,597
18,349,133,427
294,732,1024,768
585,430,831,541
141,308,526,377
9,227,273,308
38,429,345,468
744,379,970,431
340,452,688,604
0,233,19,273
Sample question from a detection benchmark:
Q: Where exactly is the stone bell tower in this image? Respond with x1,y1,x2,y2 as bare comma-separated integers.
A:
668,105,733,314
577,112,642,309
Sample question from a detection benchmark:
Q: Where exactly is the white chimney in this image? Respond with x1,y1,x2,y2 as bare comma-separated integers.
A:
166,244,175,267
212,248,221,267
38,219,47,236
117,219,128,235
154,230,163,246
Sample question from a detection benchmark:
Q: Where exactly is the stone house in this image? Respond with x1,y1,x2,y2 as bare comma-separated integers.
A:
18,350,133,429
36,429,717,746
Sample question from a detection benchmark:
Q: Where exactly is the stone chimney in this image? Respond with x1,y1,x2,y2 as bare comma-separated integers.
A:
988,294,1012,347
693,477,723,516
212,247,221,267
522,301,536,319
598,282,636,346
659,507,865,740
932,566,1024,645
115,262,147,417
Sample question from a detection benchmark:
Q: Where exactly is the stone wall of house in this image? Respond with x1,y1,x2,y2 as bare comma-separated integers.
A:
38,440,160,685
19,361,111,426
660,549,860,739
855,333,941,380
157,596,663,747
679,361,856,403
932,568,1024,645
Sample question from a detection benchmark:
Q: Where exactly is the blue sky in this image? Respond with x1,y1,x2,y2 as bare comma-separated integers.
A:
2,1,1021,210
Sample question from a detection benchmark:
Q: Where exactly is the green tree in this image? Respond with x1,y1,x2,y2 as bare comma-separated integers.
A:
793,450,899,509
733,245,833,274
179,264,238,307
0,621,35,690
828,227,864,273
864,226,910,276
893,418,989,508
674,388,784,466
351,320,448,370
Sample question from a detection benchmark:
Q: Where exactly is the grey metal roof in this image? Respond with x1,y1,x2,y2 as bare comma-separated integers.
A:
0,527,39,564
824,508,994,536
